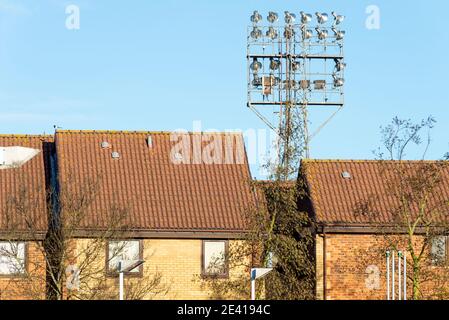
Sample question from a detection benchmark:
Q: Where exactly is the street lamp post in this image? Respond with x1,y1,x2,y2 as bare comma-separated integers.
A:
250,268,273,300
118,260,145,300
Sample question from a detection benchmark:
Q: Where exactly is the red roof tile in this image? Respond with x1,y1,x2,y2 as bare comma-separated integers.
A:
0,135,52,234
55,130,256,233
301,159,449,225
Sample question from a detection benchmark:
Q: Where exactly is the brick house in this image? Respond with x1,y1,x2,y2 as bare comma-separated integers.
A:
300,159,449,300
53,130,257,299
0,135,53,299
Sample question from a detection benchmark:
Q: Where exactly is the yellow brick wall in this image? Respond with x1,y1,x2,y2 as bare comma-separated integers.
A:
71,238,247,300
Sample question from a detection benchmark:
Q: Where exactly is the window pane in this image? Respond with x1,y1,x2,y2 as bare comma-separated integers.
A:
108,241,140,273
431,236,447,265
0,242,26,275
204,241,226,275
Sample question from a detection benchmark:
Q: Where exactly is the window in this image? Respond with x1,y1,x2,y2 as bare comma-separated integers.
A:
202,240,228,277
107,240,142,276
431,236,448,266
0,242,26,275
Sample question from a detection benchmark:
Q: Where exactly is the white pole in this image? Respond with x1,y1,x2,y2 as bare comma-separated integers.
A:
251,279,256,300
398,251,402,300
392,252,395,300
403,253,407,301
386,251,390,300
119,261,124,301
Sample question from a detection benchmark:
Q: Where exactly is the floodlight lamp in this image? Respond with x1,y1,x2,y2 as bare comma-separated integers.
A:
315,27,328,40
334,59,346,72
302,27,313,40
315,12,329,24
267,11,278,24
251,10,262,24
252,75,262,87
266,26,279,40
283,79,298,90
269,74,281,86
284,11,296,24
332,27,345,41
300,12,312,24
332,12,345,25
314,80,326,90
269,58,281,71
250,26,262,39
291,61,300,71
333,74,344,87
250,58,262,73
284,26,295,39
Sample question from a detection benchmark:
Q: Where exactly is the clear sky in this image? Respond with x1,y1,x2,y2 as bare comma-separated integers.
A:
0,0,448,177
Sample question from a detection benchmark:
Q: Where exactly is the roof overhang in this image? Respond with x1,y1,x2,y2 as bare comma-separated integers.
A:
70,229,249,240
317,223,449,235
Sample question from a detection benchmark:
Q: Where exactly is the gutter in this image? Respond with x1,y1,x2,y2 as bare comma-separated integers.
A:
319,223,447,235
317,231,327,300
323,230,327,300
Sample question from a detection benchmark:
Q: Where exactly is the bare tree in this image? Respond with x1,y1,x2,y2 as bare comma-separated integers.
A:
359,117,449,300
2,173,169,300
199,157,315,300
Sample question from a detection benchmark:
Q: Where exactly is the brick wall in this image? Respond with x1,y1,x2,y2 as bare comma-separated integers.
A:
315,234,401,300
72,238,247,300
316,233,449,300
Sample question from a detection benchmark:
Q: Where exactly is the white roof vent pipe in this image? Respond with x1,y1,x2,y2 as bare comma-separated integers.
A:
101,141,111,149
111,151,120,159
341,171,351,179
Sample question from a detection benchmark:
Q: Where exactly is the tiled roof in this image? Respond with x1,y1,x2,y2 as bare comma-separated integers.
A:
301,159,449,225
0,135,52,234
55,130,256,233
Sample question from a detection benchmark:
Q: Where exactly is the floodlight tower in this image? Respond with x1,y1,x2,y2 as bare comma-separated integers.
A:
247,10,346,179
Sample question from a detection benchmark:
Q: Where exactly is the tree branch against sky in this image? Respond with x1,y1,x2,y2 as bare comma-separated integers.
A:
360,117,449,300
0,1,448,179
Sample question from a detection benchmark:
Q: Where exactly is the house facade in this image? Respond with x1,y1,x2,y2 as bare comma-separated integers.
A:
53,130,256,300
300,159,449,300
0,130,257,300
0,135,52,299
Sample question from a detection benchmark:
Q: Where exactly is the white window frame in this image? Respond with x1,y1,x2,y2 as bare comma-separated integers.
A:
202,240,228,278
107,240,143,276
431,236,448,266
0,242,26,276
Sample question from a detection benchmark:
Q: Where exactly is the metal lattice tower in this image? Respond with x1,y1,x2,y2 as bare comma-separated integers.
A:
247,11,346,178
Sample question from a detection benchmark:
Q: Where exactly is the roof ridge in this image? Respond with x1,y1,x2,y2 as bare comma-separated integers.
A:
301,159,447,163
0,134,53,138
56,129,244,135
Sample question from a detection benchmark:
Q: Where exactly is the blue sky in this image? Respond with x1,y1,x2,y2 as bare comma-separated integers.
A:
0,0,448,177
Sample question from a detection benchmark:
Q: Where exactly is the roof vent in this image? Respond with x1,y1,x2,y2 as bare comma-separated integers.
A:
101,141,111,149
147,136,153,148
111,151,120,159
341,171,351,179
